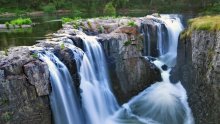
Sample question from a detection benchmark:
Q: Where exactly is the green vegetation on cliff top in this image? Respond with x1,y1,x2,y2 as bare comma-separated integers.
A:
189,16,220,31
181,15,220,39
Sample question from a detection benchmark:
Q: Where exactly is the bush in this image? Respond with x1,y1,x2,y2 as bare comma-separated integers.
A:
10,18,32,26
62,17,73,23
103,2,116,16
5,22,10,29
127,21,137,27
42,3,56,13
124,40,132,46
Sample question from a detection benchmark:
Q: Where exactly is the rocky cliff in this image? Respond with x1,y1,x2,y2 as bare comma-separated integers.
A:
174,31,220,124
0,16,167,123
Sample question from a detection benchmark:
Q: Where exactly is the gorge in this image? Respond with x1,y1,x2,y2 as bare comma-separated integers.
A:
0,14,219,124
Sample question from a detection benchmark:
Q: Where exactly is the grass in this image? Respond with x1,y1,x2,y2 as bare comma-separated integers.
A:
61,17,81,23
188,16,220,31
181,15,220,39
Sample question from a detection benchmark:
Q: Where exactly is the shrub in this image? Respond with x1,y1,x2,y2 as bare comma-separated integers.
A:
87,21,93,29
4,48,8,56
42,3,56,13
5,22,10,29
127,21,137,27
1,112,12,122
60,43,65,50
103,2,116,16
124,40,132,46
10,18,32,26
98,25,104,33
62,17,73,23
31,53,38,59
61,17,81,24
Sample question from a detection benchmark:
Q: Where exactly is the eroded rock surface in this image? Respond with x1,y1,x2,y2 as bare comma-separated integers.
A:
174,31,220,124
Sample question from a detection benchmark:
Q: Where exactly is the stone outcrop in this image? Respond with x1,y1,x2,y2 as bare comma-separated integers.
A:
173,31,220,124
24,60,50,96
99,32,161,104
0,47,51,124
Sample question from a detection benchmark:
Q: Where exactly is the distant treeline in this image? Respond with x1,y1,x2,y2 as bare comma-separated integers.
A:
0,0,219,14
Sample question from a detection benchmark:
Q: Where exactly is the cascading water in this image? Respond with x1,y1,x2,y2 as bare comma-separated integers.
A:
74,34,119,124
105,15,194,124
38,51,84,124
36,14,193,124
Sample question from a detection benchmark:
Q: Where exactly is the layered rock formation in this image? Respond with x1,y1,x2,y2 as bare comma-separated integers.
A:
173,31,220,124
0,16,169,122
0,47,51,124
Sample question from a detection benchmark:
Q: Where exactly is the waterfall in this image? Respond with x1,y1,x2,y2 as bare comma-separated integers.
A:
38,51,84,124
36,14,193,124
158,15,184,67
74,34,119,124
142,14,183,67
106,15,194,124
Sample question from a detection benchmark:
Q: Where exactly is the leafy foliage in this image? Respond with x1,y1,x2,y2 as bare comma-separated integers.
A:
5,22,10,29
1,112,12,122
31,53,38,59
103,2,116,16
127,21,137,27
60,43,65,50
42,3,56,13
124,40,132,46
10,18,32,26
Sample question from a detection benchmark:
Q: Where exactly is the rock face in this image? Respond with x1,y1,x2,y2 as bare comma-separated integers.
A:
99,32,162,104
0,16,168,122
174,31,220,124
24,60,50,96
0,47,51,124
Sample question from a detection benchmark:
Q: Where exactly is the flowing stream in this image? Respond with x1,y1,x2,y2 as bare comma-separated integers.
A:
36,14,194,124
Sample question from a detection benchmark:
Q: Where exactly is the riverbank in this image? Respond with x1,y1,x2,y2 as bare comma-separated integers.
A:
0,10,71,18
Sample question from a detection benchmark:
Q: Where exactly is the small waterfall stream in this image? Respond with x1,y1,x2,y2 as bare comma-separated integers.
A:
38,51,84,124
76,34,119,124
35,14,194,124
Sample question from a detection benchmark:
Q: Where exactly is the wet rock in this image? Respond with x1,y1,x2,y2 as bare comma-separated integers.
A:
161,64,168,71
